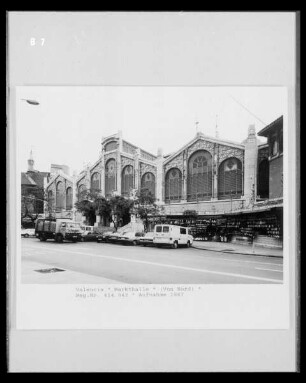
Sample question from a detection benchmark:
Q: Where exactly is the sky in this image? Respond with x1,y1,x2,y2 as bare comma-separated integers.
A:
16,86,286,174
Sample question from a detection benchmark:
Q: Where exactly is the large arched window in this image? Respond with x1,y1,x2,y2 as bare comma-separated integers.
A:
104,141,117,152
48,190,53,210
56,181,65,210
141,172,155,198
218,157,242,199
91,172,101,192
257,159,269,199
78,184,86,201
121,165,134,197
187,150,212,201
165,168,182,202
66,187,73,210
105,159,116,197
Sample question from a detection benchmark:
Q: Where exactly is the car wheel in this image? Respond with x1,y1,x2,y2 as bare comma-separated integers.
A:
24,234,29,238
186,241,190,248
172,241,178,249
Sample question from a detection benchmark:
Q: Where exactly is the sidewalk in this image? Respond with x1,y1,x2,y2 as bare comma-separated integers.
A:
22,259,122,284
192,240,283,258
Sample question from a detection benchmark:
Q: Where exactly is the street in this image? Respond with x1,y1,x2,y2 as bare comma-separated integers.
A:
21,238,283,284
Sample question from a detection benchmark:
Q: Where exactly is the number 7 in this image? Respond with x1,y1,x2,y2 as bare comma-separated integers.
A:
41,38,45,46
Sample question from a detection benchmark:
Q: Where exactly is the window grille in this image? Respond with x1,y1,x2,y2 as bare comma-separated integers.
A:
165,168,182,202
141,172,155,198
56,181,65,210
122,165,134,197
91,172,101,192
187,151,213,201
66,187,73,210
218,157,242,200
105,159,116,197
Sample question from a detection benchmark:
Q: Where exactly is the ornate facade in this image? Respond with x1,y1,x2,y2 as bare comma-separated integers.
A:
68,124,270,223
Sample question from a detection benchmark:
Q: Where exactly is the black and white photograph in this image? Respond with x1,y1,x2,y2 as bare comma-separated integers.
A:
19,86,284,285
7,11,298,372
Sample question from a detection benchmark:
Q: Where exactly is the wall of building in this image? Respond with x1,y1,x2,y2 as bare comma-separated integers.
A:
269,155,283,199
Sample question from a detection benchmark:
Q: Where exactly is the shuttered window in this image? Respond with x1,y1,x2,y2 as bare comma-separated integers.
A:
257,159,269,199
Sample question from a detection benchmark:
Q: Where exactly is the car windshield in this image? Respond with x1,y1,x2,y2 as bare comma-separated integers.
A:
155,226,162,232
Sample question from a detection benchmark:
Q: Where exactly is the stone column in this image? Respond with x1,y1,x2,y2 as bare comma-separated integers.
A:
244,125,258,206
72,174,78,221
134,148,140,190
116,152,122,195
212,144,218,200
156,148,163,204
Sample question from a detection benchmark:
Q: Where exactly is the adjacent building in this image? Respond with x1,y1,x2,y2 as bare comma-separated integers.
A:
21,151,51,226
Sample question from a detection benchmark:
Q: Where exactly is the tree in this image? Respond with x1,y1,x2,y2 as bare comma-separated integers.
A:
21,185,47,227
75,188,103,226
135,188,164,231
108,195,133,229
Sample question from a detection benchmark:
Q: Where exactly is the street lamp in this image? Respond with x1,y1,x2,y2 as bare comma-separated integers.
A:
21,99,40,105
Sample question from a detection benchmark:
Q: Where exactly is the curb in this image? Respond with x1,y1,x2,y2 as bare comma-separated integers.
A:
191,245,283,259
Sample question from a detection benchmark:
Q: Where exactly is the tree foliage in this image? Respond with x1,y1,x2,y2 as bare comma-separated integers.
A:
21,185,46,226
134,188,164,230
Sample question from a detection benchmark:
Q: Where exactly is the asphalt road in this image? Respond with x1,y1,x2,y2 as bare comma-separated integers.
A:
21,238,283,284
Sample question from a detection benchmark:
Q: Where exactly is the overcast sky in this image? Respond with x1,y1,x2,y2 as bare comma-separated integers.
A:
16,86,286,174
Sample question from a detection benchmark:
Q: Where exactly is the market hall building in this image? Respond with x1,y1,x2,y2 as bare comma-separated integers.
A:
45,116,283,248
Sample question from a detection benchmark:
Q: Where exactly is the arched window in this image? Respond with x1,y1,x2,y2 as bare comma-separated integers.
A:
257,159,269,199
91,172,101,192
105,159,116,197
141,172,155,198
187,150,212,201
165,168,182,202
218,157,242,200
105,141,117,152
66,187,73,210
78,184,86,201
56,181,65,210
122,165,134,197
48,190,53,210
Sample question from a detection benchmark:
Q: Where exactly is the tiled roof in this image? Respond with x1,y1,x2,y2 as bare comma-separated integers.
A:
26,171,50,188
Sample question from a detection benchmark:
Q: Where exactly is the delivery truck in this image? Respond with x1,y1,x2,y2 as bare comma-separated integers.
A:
35,218,83,243
153,224,194,248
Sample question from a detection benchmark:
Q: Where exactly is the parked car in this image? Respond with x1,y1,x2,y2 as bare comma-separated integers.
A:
138,232,154,246
81,231,99,242
21,227,35,238
107,232,123,244
118,231,145,246
96,230,116,243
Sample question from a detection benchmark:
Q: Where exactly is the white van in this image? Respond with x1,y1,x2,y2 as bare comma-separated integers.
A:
80,225,95,236
153,225,193,249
